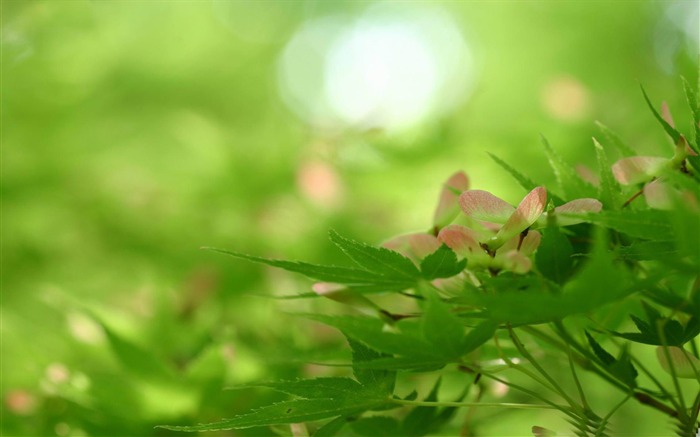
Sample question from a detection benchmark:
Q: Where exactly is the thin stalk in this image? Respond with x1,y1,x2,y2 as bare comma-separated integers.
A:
566,342,590,410
657,321,689,420
690,390,700,430
508,325,583,413
594,394,631,437
493,334,561,397
599,322,682,411
551,323,627,389
627,353,681,411
391,398,565,410
457,364,581,421
552,321,680,418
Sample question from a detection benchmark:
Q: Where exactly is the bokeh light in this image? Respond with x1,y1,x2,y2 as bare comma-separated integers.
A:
278,4,474,132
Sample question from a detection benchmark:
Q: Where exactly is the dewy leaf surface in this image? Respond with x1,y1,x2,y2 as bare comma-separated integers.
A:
329,230,421,280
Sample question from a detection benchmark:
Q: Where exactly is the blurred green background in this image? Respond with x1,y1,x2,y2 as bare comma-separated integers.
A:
2,1,698,436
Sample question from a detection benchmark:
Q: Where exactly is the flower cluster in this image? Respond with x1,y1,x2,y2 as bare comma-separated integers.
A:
382,171,602,278
611,102,698,209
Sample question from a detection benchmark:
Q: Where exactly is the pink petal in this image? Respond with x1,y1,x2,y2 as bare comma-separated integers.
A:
312,282,345,295
312,282,379,315
656,346,700,379
552,198,603,226
495,187,547,243
382,233,440,263
520,231,541,256
437,225,482,257
575,164,600,187
643,180,673,210
433,171,470,229
661,101,675,128
432,273,467,296
611,156,667,185
497,231,541,256
459,190,515,224
681,136,699,156
500,250,533,274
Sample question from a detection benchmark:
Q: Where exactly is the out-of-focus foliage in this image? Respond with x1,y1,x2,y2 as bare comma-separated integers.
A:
1,0,698,436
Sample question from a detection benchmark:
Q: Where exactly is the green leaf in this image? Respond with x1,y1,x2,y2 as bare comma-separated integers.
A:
683,317,700,344
608,306,692,346
350,416,401,437
580,210,675,240
159,397,389,432
616,241,677,261
586,332,638,388
206,247,401,285
541,135,596,199
401,376,468,436
595,121,637,157
535,226,574,285
422,291,465,359
347,337,396,395
608,347,638,388
351,356,447,372
488,153,565,204
313,416,348,437
161,340,397,432
234,378,364,399
585,332,615,366
464,229,628,324
329,230,421,280
593,137,621,210
462,319,498,354
420,244,467,280
98,321,176,383
307,315,429,357
681,76,700,152
640,85,683,145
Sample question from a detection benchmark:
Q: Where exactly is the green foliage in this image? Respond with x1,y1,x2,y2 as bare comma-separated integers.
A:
164,81,700,437
5,2,700,436
540,135,597,199
585,332,638,388
420,244,467,280
535,226,574,284
161,339,397,432
328,230,421,281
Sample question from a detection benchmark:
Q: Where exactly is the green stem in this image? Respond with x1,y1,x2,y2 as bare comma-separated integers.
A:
594,394,631,437
566,342,590,410
657,321,689,420
391,398,565,410
601,324,682,412
626,353,681,412
690,390,700,430
457,364,580,421
550,322,627,391
508,325,583,413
